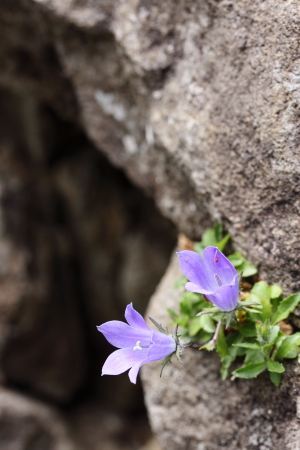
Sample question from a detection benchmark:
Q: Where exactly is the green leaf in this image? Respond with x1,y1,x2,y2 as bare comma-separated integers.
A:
259,298,273,321
180,292,199,315
276,333,300,359
269,285,282,299
200,340,215,351
174,275,188,289
202,228,219,247
217,234,230,252
228,252,244,266
274,332,286,351
233,342,261,350
188,317,202,336
271,293,300,324
237,322,257,337
176,314,190,327
239,260,258,277
194,223,230,256
269,371,282,387
227,332,244,358
216,325,229,356
245,349,265,364
247,294,272,321
214,222,224,242
285,346,300,359
194,242,204,255
232,362,267,379
168,309,178,320
220,355,233,379
197,330,214,342
256,323,279,347
200,315,216,333
268,325,280,344
240,298,262,308
267,360,285,373
189,315,215,336
251,281,270,300
228,252,257,276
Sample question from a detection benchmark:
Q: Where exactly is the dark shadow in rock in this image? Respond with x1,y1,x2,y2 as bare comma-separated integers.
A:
0,86,176,448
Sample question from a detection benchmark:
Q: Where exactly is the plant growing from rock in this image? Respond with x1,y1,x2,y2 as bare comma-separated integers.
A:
97,223,300,386
169,224,300,386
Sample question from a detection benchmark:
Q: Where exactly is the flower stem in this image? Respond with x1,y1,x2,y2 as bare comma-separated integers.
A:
211,321,222,345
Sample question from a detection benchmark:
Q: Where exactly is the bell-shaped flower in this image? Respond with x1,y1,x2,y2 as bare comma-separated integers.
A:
177,246,239,312
97,303,176,384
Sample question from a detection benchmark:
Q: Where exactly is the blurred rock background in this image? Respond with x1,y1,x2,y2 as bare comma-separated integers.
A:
1,0,300,449
0,75,176,450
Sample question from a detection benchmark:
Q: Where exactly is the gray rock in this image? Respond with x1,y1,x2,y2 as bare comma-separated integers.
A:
142,253,300,450
0,0,299,293
0,387,76,450
0,0,300,447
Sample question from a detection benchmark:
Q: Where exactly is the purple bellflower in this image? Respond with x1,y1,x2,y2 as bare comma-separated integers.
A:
177,246,239,312
97,303,176,384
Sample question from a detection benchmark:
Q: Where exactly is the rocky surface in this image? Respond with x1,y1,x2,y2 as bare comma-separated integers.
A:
1,0,299,290
0,0,300,448
0,388,76,450
142,253,300,450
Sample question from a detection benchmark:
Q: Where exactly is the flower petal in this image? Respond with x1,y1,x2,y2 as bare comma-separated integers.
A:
177,251,215,290
206,274,239,311
97,321,150,348
185,282,214,295
125,303,150,330
128,362,144,384
102,347,148,376
203,247,237,286
147,330,176,362
128,332,176,383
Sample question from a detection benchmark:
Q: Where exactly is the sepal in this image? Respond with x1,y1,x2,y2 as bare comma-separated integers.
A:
149,317,169,335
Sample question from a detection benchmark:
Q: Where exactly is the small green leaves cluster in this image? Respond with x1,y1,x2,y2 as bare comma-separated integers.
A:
170,224,300,386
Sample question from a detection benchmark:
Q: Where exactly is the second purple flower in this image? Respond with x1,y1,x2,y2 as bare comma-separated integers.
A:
177,246,239,312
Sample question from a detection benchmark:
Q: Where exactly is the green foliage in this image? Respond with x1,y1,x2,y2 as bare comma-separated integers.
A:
232,362,268,379
271,294,300,324
194,223,230,255
228,252,257,277
170,224,300,386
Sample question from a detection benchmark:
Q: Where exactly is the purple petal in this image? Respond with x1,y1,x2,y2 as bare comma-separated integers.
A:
128,332,176,383
125,303,150,330
185,282,214,295
102,347,148,376
97,321,150,348
203,247,237,286
128,362,144,384
206,274,239,311
177,251,215,290
147,330,176,362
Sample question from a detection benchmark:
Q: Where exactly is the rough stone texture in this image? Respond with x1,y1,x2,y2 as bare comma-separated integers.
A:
0,388,76,450
0,0,300,448
142,253,300,450
1,0,299,291
66,400,160,450
0,387,159,450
